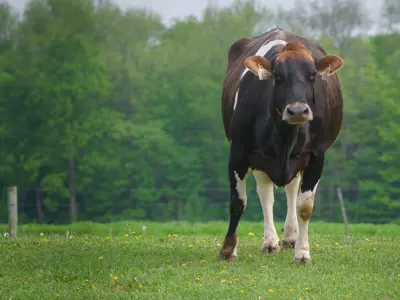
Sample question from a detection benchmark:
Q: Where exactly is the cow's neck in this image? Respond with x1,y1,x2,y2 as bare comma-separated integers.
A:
262,120,310,159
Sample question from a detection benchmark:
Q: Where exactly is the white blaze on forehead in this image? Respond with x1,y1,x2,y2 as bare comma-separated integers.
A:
233,39,287,110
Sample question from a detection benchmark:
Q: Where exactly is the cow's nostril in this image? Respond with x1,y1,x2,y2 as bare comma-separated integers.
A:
303,107,309,115
287,108,294,116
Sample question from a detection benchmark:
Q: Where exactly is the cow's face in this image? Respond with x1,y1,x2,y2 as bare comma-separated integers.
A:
244,41,344,125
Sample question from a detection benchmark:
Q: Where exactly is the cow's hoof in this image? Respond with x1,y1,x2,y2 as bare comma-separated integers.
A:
217,251,238,262
292,255,312,265
282,238,296,249
261,239,280,254
217,234,238,262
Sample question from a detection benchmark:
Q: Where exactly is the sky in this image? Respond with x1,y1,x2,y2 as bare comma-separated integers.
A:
6,0,384,26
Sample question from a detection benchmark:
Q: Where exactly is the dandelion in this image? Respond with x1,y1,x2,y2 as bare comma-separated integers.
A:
221,279,228,284
315,244,320,248
138,284,143,288
123,234,129,237
195,276,201,281
98,256,104,260
268,288,274,292
248,232,255,236
240,290,245,293
201,259,208,264
112,276,118,281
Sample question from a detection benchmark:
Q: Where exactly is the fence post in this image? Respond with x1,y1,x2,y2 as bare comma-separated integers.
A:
8,186,18,238
337,187,349,235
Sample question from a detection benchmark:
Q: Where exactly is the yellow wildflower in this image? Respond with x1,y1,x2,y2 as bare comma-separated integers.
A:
268,288,274,292
201,259,208,264
240,290,245,293
112,276,118,281
188,244,193,248
248,232,255,236
98,256,104,260
221,279,228,284
123,234,129,237
195,276,201,281
315,244,320,248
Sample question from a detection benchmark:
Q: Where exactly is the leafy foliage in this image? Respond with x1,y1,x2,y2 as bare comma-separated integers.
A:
0,0,399,224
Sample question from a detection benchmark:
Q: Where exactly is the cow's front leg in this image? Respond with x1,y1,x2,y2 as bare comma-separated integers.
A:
282,173,301,249
253,170,280,254
293,154,324,264
217,155,250,262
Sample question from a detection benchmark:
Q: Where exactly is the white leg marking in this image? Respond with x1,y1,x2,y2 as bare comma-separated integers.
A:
234,168,251,209
233,39,287,111
253,170,280,253
283,173,301,248
294,180,319,264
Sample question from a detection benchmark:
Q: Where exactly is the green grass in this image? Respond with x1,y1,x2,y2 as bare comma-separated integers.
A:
0,221,399,299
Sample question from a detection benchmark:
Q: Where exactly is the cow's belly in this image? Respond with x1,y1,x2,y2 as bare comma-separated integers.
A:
249,151,310,187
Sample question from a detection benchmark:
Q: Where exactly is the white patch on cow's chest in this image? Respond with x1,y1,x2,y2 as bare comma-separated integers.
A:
233,39,287,111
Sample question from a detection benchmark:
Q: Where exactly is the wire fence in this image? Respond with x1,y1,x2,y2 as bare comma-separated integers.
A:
0,185,397,225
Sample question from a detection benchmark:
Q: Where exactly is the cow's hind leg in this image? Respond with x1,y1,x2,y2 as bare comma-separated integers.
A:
293,154,324,265
217,156,250,262
282,173,301,249
253,170,280,254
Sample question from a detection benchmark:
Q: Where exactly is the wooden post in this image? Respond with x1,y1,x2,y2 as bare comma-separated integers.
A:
337,187,349,235
8,186,18,237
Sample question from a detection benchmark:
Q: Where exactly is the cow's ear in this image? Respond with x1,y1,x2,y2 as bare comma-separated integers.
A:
316,55,344,78
244,55,272,80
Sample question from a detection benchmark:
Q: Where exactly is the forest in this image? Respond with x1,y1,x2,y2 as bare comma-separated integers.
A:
0,0,399,225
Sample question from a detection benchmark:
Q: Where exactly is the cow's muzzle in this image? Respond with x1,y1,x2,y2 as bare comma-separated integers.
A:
282,102,313,124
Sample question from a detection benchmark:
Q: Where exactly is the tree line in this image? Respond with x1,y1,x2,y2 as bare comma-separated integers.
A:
0,0,399,225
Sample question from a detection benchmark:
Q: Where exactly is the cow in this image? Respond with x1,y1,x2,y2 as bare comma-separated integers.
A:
218,27,344,264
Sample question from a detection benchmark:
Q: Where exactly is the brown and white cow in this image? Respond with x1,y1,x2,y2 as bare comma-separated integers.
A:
218,27,344,264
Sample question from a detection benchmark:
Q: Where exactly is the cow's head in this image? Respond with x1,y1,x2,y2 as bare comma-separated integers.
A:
243,41,344,125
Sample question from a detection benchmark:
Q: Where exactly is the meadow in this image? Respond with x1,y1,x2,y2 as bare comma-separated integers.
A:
0,221,399,299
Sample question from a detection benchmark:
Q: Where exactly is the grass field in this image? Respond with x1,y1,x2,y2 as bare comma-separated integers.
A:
0,221,399,299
